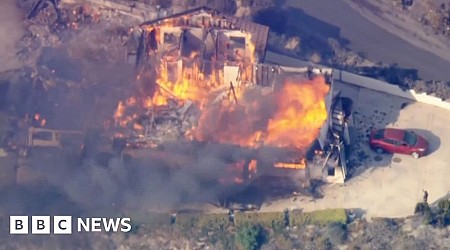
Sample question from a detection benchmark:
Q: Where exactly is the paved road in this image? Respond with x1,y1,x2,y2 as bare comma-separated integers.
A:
286,0,450,81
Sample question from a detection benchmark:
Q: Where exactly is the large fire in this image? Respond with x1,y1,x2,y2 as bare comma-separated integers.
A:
265,78,330,148
192,76,330,149
113,71,329,175
113,66,330,150
113,23,257,136
112,16,331,179
151,51,223,106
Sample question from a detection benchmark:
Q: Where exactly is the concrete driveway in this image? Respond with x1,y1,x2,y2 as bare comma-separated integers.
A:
261,81,450,218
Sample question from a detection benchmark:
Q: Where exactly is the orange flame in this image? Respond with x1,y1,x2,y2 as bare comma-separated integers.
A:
274,159,306,169
33,113,46,127
111,20,329,165
133,123,144,130
193,76,330,149
249,160,257,178
114,101,125,121
265,77,330,148
113,26,258,133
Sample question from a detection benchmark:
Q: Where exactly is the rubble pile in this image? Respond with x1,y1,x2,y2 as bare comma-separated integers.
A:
115,97,199,147
7,0,283,139
16,1,133,65
5,1,147,132
112,8,325,151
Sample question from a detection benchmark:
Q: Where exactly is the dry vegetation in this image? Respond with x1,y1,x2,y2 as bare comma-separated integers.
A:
1,209,449,249
385,0,450,37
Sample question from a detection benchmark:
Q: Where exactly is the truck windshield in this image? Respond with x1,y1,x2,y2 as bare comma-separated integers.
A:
403,131,417,146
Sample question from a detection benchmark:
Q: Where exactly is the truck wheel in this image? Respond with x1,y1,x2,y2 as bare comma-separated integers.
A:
411,152,420,159
375,148,384,154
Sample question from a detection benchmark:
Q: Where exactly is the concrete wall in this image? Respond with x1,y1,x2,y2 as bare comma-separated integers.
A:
333,70,450,110
265,51,450,111
265,51,312,68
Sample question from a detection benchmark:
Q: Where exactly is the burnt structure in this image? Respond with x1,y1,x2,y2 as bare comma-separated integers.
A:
134,6,269,70
12,6,352,207
116,7,353,189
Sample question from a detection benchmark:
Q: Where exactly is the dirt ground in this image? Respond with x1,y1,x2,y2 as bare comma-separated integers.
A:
0,0,25,73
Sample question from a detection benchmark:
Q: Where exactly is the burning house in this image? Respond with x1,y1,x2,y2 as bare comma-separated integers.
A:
14,6,352,210
111,7,352,194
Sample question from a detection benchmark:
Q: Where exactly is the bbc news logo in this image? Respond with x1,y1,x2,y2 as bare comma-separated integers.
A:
10,216,132,234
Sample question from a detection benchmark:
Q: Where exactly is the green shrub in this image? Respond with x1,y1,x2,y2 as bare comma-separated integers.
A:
213,230,236,249
124,211,171,229
176,213,229,229
176,214,198,228
414,202,433,224
126,209,348,235
437,200,450,215
325,222,347,245
197,213,229,228
234,212,285,230
436,200,450,226
414,202,430,215
235,224,267,250
290,209,347,226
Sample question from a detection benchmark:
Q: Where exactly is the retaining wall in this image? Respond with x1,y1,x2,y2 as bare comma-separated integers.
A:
265,51,450,111
334,70,450,110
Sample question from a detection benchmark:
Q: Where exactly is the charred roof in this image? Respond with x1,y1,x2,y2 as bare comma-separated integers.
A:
139,7,269,61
